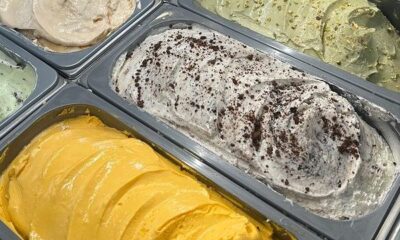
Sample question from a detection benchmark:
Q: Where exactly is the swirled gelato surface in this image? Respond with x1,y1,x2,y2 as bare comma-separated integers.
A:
112,26,399,220
0,49,36,121
0,0,136,52
0,115,285,240
198,0,400,92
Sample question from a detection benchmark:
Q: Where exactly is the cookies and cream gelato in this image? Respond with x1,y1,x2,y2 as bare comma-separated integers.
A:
112,26,399,220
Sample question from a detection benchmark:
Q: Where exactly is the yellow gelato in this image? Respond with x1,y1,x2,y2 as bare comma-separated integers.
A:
0,116,287,240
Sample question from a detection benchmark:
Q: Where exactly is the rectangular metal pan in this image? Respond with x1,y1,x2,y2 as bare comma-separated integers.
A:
0,34,61,140
175,0,400,107
84,3,400,240
0,0,159,79
0,84,322,240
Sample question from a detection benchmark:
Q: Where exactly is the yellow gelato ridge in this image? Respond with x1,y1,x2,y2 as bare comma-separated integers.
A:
0,116,284,240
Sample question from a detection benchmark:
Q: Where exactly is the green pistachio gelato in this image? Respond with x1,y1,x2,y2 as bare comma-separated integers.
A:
198,0,400,91
0,49,36,121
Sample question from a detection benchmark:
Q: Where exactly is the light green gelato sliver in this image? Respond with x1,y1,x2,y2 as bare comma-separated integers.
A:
0,49,36,121
198,0,400,91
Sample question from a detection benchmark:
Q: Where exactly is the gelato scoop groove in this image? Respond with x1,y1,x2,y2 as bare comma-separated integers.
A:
0,49,36,122
0,0,137,52
0,115,284,240
112,25,399,220
197,0,400,92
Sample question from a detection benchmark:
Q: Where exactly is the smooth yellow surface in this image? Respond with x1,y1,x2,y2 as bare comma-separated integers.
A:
0,116,277,240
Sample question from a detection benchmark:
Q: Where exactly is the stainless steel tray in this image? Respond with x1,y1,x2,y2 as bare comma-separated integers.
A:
387,210,400,240
369,0,400,31
0,84,321,240
175,0,400,106
84,4,400,240
0,34,61,140
0,0,159,79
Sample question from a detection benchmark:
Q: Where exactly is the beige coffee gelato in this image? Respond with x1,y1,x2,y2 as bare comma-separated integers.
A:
0,0,136,52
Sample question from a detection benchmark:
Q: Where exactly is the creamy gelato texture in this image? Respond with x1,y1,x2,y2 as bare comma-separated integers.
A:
0,49,36,121
112,26,399,220
0,115,285,240
0,0,136,52
198,0,400,92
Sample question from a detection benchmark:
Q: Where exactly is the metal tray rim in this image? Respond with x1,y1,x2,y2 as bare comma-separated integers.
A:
0,34,59,139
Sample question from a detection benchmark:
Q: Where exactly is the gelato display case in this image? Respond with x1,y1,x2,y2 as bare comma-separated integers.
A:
0,1,399,239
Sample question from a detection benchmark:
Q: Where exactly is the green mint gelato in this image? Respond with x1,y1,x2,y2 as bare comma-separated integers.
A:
0,49,36,121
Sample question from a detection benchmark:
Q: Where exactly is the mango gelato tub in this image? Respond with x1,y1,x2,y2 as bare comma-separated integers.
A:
0,85,320,240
